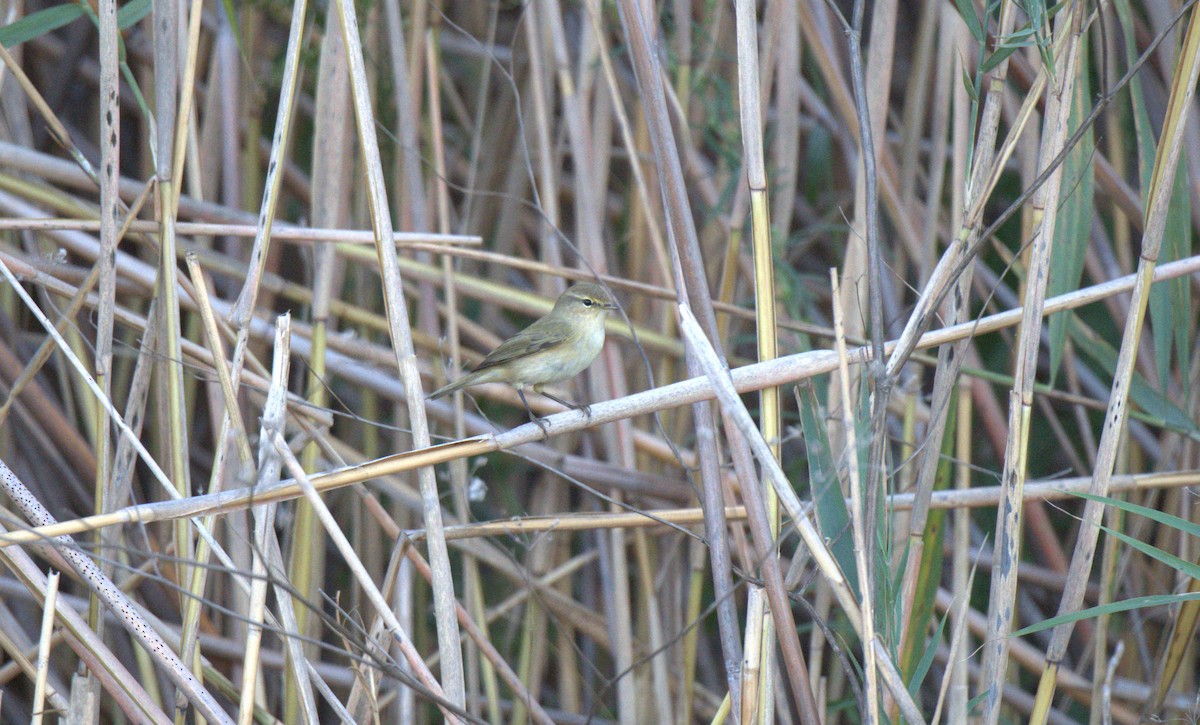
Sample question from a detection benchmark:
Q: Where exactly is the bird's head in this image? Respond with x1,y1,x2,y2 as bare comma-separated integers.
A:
554,282,618,319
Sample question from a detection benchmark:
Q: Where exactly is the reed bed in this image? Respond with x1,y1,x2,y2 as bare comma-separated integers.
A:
0,0,1198,723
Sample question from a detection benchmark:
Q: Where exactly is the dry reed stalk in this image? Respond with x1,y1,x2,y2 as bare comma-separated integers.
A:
238,315,292,724
29,570,58,725
93,10,119,705
979,8,1085,714
5,248,1199,559
4,2,1200,720
425,19,506,723
1031,3,1200,719
0,519,170,725
335,0,467,706
733,1,817,720
0,457,229,721
832,269,878,722
678,305,925,723
269,432,465,723
612,1,749,715
286,21,350,700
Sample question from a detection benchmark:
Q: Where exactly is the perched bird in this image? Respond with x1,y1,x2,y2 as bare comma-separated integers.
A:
427,282,617,429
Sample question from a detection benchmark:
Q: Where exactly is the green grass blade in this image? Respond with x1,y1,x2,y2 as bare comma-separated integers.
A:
797,382,859,596
117,0,151,29
908,611,950,698
954,0,985,43
1014,592,1200,638
1069,318,1200,439
1072,491,1200,539
1047,33,1094,383
0,3,86,48
1148,158,1191,397
900,391,956,679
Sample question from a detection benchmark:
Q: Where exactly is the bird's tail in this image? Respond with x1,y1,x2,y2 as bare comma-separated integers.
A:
427,371,480,401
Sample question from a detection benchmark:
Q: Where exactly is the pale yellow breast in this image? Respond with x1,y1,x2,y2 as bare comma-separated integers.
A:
521,321,606,386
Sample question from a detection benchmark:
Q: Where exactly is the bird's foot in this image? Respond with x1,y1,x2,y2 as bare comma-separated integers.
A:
574,403,593,420
531,415,551,440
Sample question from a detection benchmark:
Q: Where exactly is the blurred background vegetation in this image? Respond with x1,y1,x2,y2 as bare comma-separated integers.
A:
0,0,1198,723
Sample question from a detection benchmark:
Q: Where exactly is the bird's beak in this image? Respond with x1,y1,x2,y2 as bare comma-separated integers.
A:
602,301,618,310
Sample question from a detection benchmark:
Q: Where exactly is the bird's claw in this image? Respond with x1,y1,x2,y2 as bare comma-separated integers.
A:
532,416,551,440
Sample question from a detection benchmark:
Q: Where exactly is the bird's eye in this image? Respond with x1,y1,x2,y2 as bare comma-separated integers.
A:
582,298,594,307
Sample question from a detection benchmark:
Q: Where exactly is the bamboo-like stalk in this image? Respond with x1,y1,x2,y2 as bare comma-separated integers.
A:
612,0,747,714
522,0,562,275
841,0,895,523
677,305,925,724
175,8,234,711
680,537,707,723
179,251,257,707
5,247,1200,552
30,570,58,725
284,8,352,718
948,378,974,723
423,21,502,723
732,2,810,721
1031,4,1200,720
227,0,307,331
739,586,765,725
237,315,293,725
184,253,253,469
268,432,468,723
0,458,230,722
253,318,322,724
0,216,481,246
333,0,465,706
583,0,672,281
832,270,878,723
0,521,171,725
894,3,986,671
151,7,197,677
91,14,121,714
1089,483,1124,725
978,6,1085,721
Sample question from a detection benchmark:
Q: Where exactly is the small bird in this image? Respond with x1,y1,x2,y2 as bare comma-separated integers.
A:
427,282,618,429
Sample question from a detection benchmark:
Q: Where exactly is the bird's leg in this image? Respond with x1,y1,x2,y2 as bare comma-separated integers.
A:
516,386,550,439
538,390,592,420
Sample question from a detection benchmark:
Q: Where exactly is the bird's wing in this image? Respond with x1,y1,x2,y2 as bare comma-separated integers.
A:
470,317,571,373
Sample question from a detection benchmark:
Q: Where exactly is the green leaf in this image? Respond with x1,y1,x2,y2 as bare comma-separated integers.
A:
797,382,858,596
1047,32,1094,383
980,44,1020,75
1014,592,1200,638
117,0,151,30
0,3,86,48
1102,525,1200,582
1116,0,1192,402
1073,492,1200,540
996,27,1039,48
908,612,950,699
899,390,956,681
960,60,979,102
983,1,1063,76
967,691,989,713
955,0,986,43
1148,154,1191,398
1069,320,1200,439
